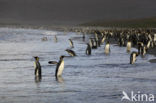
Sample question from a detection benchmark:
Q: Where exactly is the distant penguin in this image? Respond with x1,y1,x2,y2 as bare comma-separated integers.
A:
41,37,48,41
118,37,124,46
104,41,110,55
69,39,74,48
55,56,65,78
137,42,144,55
154,34,156,45
141,45,146,56
82,34,85,41
65,49,76,56
54,35,57,42
127,40,131,53
101,35,106,44
92,38,98,49
130,51,139,64
89,38,93,48
146,40,151,50
34,56,42,77
86,43,91,55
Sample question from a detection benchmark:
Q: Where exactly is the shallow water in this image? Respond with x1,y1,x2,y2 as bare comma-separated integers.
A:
0,28,156,103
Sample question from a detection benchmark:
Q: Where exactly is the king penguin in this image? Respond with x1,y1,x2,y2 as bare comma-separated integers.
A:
104,41,110,55
54,35,58,42
137,42,144,55
69,39,74,48
86,43,91,55
55,56,65,78
34,56,42,77
141,45,146,57
65,49,76,56
126,40,131,53
130,51,139,64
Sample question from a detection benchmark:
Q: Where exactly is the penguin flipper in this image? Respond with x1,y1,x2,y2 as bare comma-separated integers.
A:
48,61,58,64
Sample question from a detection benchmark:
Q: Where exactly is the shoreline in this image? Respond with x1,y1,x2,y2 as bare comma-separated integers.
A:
0,24,155,63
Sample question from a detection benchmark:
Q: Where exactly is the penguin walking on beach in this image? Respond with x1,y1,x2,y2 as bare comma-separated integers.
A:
86,43,91,55
69,39,74,48
126,40,131,53
130,51,139,64
34,56,42,77
104,41,110,55
65,49,76,56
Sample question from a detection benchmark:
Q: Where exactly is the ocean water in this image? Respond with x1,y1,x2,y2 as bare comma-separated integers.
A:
0,27,156,103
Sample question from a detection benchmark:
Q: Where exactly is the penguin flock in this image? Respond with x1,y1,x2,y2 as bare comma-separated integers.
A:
34,28,156,81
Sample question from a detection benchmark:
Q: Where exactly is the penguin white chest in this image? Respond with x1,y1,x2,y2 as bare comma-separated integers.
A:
34,62,37,69
127,42,131,51
36,69,39,76
154,34,156,42
57,60,64,76
105,44,110,54
132,54,136,63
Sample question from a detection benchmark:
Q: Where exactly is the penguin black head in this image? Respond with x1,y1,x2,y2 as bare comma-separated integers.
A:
106,41,110,44
60,55,65,59
65,49,70,52
34,56,39,61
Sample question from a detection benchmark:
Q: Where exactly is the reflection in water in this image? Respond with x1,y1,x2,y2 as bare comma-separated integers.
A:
56,76,64,83
35,76,42,83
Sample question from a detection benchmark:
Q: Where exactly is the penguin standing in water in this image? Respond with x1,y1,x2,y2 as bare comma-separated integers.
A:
138,42,146,56
130,51,139,64
89,38,93,48
54,35,58,42
104,41,110,55
137,42,144,55
126,40,131,53
65,49,76,56
55,56,65,78
154,34,156,45
34,56,42,77
101,35,106,45
69,39,74,48
141,45,146,57
48,56,65,78
86,43,91,55
82,34,85,41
